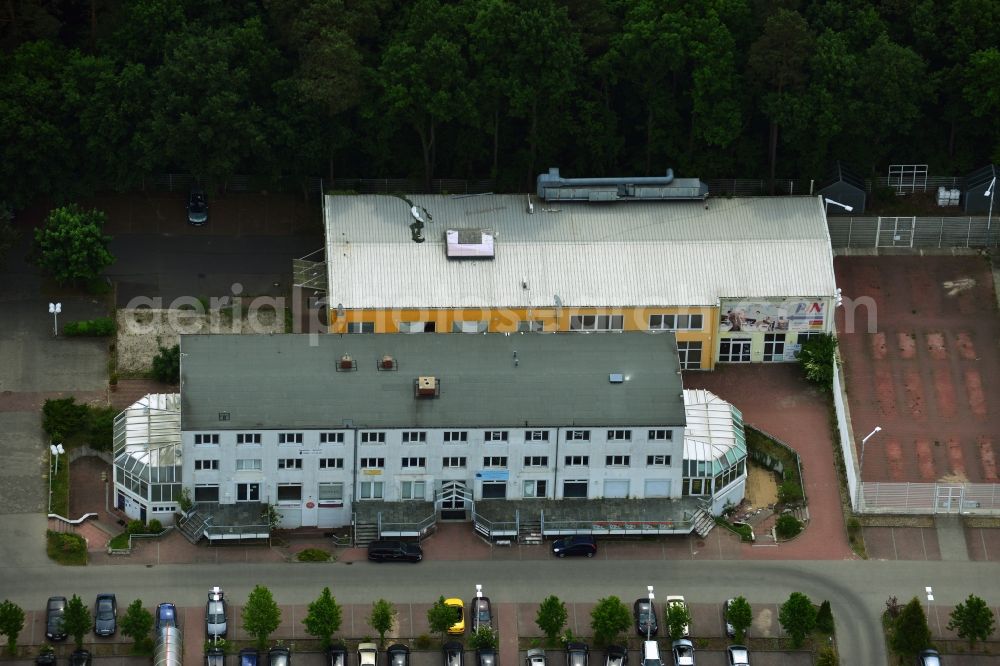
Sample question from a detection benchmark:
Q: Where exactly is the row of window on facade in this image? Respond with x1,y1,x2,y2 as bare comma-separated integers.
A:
196,454,675,472
345,313,707,335
194,428,678,447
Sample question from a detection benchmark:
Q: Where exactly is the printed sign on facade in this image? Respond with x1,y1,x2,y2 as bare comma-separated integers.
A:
720,298,827,332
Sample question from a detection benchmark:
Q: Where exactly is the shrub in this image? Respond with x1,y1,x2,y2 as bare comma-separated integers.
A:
127,520,146,535
46,531,87,565
816,600,835,634
798,333,837,391
42,397,89,442
297,548,331,562
151,344,180,384
775,514,803,539
147,519,163,534
415,634,431,649
815,645,838,666
778,478,804,504
63,317,115,337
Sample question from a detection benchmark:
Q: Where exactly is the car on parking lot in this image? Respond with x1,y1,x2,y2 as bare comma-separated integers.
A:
387,644,410,666
268,646,291,666
551,535,597,558
45,597,67,641
724,599,736,638
358,642,378,666
641,641,661,666
525,648,547,666
368,540,424,562
665,596,689,637
725,645,749,666
69,650,92,665
206,587,228,637
471,596,492,632
633,598,658,637
565,641,589,666
93,593,117,636
239,648,260,666
326,644,348,666
155,602,179,633
443,640,464,666
671,639,695,666
188,186,208,226
604,645,628,666
476,647,497,666
917,649,941,666
446,598,465,634
206,646,226,666
35,649,56,665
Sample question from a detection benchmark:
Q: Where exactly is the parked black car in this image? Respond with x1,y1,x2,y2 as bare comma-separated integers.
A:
566,642,589,666
69,650,92,665
326,644,348,666
387,644,410,666
268,646,291,666
471,596,492,632
206,646,226,666
476,647,497,666
551,535,597,558
45,596,67,641
93,593,117,636
633,598,658,637
604,645,628,666
917,649,941,666
187,186,208,226
368,540,423,562
239,648,260,666
36,650,56,665
443,640,465,666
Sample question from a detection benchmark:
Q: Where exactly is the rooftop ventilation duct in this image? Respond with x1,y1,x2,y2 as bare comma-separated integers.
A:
536,167,708,202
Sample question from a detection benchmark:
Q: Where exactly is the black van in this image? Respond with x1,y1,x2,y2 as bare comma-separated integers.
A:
367,540,423,562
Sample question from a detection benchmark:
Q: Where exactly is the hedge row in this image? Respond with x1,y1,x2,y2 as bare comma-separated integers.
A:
64,317,116,337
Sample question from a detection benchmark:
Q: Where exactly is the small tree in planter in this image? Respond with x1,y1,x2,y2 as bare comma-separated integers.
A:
0,599,26,655
947,594,995,649
368,599,396,646
535,595,567,646
890,597,931,660
304,587,343,649
427,597,460,644
242,585,281,651
63,595,92,650
590,596,630,646
727,597,752,643
775,514,803,539
121,599,153,654
469,626,498,650
779,592,816,648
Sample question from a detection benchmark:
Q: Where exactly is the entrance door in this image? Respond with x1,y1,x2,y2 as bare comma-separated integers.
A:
718,338,752,363
935,485,963,513
439,480,470,520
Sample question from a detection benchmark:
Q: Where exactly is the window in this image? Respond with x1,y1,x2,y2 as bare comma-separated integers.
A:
798,331,824,344
320,432,344,444
399,321,435,333
194,485,219,502
360,431,386,444
236,433,261,445
319,458,344,469
236,483,260,502
360,457,385,469
401,480,426,500
523,479,548,498
563,480,588,498
276,484,302,502
649,313,704,331
194,433,219,445
517,320,544,332
718,337,752,363
482,456,508,467
677,341,703,370
278,458,303,470
359,481,384,499
236,458,262,471
606,455,631,466
444,431,468,443
402,431,427,444
401,457,426,468
278,432,303,445
523,456,549,467
194,459,219,471
648,429,673,441
453,320,488,333
763,333,786,362
607,429,631,441
443,456,467,468
481,481,507,499
566,430,591,441
485,430,509,442
525,430,549,441
318,482,344,505
564,455,589,466
647,455,672,466
347,321,374,334
569,314,624,331
218,412,230,421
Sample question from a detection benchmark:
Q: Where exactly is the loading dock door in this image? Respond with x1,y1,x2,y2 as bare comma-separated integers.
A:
644,479,672,498
604,479,630,498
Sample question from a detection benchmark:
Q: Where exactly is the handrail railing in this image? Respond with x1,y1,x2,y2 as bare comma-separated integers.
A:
48,512,98,525
107,527,174,555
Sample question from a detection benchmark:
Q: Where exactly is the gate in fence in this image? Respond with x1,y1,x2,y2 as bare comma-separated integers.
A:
875,217,916,247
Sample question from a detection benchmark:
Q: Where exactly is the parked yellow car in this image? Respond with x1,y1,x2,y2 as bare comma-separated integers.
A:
445,598,465,635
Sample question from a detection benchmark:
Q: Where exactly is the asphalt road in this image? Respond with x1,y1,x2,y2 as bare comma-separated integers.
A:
3,558,998,665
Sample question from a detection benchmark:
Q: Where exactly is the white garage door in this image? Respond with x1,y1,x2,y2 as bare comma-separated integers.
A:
644,479,672,498
604,479,630,498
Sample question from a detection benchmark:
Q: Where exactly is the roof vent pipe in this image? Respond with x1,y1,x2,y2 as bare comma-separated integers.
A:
536,167,675,197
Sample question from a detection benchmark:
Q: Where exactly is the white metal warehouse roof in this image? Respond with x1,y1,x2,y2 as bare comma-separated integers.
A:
324,194,836,309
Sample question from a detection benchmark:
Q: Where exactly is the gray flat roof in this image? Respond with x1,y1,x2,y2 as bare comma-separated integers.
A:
324,194,837,308
181,333,685,430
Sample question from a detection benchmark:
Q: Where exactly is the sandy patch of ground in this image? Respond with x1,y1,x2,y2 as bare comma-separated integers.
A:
744,462,779,507
116,308,285,373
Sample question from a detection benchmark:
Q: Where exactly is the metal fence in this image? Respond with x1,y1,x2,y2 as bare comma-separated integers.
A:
828,216,997,248
858,483,1000,514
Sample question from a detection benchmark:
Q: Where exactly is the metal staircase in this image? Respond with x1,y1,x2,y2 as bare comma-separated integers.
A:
518,517,543,545
178,509,208,544
692,508,717,538
353,521,379,546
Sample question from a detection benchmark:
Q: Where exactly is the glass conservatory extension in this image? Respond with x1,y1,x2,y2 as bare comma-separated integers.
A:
112,393,183,523
681,389,748,514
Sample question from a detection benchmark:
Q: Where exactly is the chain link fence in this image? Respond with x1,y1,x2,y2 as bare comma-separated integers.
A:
858,482,1000,514
828,216,997,248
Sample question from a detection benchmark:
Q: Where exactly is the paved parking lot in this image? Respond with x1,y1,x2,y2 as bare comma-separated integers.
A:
965,526,1000,561
862,527,942,561
835,256,1000,483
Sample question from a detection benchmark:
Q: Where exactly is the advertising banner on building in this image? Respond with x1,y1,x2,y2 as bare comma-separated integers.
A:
720,298,827,332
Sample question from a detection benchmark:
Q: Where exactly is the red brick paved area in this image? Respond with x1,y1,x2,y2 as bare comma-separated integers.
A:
684,365,855,560
861,527,941,560
835,256,1000,483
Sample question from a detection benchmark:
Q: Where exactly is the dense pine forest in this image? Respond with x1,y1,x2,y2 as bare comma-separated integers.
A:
1,0,998,207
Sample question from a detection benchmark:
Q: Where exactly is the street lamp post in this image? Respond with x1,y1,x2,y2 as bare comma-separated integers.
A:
48,443,65,514
48,302,62,336
856,426,882,508
646,585,654,642
824,197,854,216
985,175,995,237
